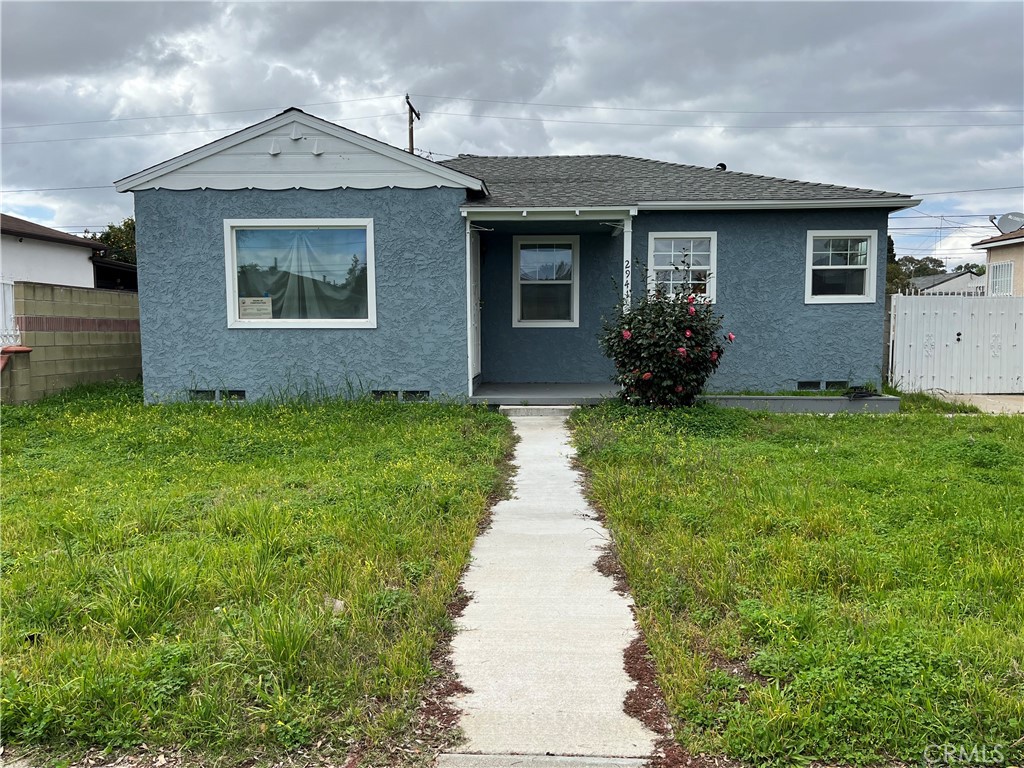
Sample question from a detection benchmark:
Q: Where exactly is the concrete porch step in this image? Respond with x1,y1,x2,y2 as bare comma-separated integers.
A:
498,405,577,418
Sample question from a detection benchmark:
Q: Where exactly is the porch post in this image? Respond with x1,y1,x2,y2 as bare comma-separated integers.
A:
464,216,473,398
622,216,633,307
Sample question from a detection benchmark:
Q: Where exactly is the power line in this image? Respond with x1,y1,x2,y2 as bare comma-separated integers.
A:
0,112,407,146
410,93,1024,116
1,95,402,131
419,110,1021,130
914,186,1024,196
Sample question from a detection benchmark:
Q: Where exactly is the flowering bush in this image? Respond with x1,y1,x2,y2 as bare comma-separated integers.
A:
600,289,734,407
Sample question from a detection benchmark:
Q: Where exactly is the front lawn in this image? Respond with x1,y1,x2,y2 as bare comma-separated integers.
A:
1,382,513,760
573,403,1024,765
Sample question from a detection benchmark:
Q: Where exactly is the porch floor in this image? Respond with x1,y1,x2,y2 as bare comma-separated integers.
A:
470,382,618,406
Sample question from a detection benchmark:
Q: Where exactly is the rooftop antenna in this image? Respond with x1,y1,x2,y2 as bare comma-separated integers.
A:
406,94,421,154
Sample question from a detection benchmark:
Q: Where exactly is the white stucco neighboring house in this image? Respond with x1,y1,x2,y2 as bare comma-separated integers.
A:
972,227,1024,297
0,213,106,288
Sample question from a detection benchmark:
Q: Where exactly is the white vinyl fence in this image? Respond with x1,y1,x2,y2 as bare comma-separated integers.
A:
889,295,1024,394
1,280,20,346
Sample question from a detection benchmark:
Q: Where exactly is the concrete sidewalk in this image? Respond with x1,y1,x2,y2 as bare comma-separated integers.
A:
437,407,657,767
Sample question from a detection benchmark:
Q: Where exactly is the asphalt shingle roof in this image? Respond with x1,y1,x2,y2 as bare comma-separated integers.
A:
0,213,106,251
438,154,913,208
972,227,1024,247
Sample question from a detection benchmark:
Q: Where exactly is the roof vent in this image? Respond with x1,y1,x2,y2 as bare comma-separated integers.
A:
716,163,727,171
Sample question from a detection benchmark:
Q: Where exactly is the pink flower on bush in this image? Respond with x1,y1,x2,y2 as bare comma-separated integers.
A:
677,347,687,357
727,332,735,343
687,295,696,304
688,305,696,316
675,385,683,393
710,351,719,362
684,329,692,338
642,372,653,381
622,330,632,340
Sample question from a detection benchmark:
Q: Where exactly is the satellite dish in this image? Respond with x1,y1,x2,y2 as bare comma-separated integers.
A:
995,211,1024,234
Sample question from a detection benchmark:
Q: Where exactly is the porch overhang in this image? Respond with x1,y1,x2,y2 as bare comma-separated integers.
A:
461,206,637,221
636,197,921,211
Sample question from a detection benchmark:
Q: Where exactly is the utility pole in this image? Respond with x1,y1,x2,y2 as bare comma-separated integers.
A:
406,94,421,154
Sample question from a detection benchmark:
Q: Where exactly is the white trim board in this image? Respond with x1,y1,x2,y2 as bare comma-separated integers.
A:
638,198,920,211
116,109,486,193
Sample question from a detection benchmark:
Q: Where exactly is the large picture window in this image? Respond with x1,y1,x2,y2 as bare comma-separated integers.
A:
224,219,376,328
648,232,717,302
805,230,877,304
512,236,580,328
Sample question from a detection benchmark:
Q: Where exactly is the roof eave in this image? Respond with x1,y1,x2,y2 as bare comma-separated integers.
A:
972,235,1024,250
636,198,920,211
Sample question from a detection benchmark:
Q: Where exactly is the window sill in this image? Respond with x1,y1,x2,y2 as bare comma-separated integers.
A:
512,319,580,329
804,295,875,305
227,319,377,329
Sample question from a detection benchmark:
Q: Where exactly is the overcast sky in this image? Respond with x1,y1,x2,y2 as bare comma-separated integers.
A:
2,0,1022,269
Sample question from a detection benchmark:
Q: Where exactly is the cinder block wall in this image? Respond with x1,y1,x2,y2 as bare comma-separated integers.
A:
1,282,141,404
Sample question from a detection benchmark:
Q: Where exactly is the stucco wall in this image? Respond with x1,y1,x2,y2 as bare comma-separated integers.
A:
1,234,95,287
134,187,468,401
986,243,1024,297
479,230,618,383
631,209,891,392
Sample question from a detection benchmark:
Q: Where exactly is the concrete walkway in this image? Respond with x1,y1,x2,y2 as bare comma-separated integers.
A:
938,393,1024,414
437,407,657,768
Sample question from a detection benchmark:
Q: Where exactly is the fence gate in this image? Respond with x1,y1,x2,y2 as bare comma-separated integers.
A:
889,295,1024,394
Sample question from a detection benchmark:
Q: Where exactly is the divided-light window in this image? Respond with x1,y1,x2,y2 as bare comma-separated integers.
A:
988,261,1013,296
648,233,717,302
224,218,376,328
805,231,877,304
512,236,580,328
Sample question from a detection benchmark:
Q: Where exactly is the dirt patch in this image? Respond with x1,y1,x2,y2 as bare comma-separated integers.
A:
623,635,670,735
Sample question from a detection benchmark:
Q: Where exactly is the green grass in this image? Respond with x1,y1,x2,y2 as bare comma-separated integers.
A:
1,381,514,759
572,402,1023,765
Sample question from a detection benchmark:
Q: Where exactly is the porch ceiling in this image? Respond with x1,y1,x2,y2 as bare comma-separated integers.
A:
470,219,618,235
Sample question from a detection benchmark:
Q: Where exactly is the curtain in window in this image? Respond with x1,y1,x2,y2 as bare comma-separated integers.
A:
236,229,368,319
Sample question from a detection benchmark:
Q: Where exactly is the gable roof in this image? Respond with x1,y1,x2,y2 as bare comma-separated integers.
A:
910,271,982,291
972,228,1024,249
1,213,107,252
439,154,918,210
114,108,487,193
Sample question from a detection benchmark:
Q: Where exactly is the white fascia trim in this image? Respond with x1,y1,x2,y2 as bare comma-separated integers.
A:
462,206,637,220
637,198,920,211
972,236,1024,250
116,111,486,193
223,217,377,329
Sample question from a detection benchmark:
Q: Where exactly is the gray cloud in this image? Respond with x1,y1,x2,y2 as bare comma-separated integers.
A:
1,1,1020,266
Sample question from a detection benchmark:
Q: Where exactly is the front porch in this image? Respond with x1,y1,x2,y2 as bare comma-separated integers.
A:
469,381,618,405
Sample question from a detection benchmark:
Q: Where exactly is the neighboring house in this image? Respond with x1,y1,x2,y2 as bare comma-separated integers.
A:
908,270,986,296
115,108,918,402
0,214,142,403
1,213,108,288
972,228,1024,297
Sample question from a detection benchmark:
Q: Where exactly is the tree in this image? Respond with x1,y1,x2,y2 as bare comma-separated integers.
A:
86,217,136,265
886,234,946,294
954,262,986,275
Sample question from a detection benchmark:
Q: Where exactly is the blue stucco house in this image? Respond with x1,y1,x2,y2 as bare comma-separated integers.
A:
115,108,918,403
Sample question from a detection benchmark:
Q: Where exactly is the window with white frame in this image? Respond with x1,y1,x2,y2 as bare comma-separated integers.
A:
988,261,1013,296
648,233,717,302
512,236,580,327
805,231,877,304
224,218,376,328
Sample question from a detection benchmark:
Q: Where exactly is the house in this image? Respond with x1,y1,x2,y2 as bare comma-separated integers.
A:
972,228,1024,297
114,108,918,403
0,214,142,404
908,270,986,296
